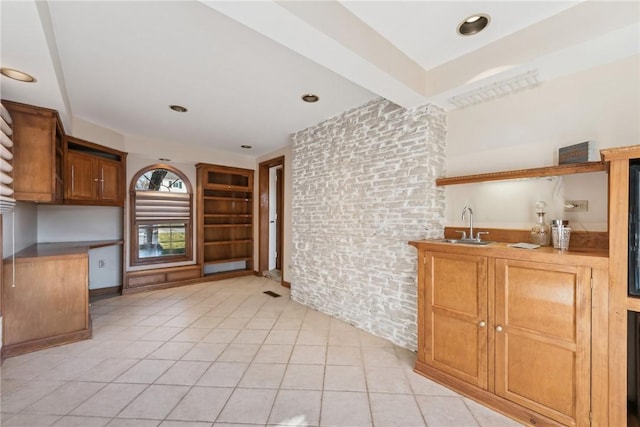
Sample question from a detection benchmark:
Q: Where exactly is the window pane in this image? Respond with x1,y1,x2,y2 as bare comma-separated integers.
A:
138,223,187,259
135,169,187,193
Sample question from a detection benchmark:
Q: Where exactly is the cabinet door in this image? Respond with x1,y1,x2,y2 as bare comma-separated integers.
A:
494,259,591,426
98,159,122,202
66,151,96,201
423,251,489,389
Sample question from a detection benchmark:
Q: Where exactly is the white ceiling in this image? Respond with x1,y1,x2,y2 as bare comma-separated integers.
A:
1,1,638,157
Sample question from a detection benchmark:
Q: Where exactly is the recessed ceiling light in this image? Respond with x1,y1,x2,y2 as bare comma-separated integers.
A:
457,14,490,36
158,158,171,162
0,67,36,83
241,145,252,149
301,94,319,103
169,105,187,112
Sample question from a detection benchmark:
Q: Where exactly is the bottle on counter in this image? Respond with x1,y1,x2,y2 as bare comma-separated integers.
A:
530,201,551,246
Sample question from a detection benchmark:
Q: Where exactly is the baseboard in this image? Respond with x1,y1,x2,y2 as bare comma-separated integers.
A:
1,327,92,360
282,280,291,289
89,285,122,298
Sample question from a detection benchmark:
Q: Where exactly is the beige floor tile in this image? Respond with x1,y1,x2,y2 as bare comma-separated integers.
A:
51,415,111,426
23,381,105,415
140,326,184,342
289,345,326,365
217,317,250,329
196,362,249,387
416,396,479,427
74,359,139,383
180,343,227,362
1,355,68,381
253,344,293,363
326,345,362,366
268,389,321,426
135,314,174,327
0,413,60,426
112,326,156,341
232,329,269,344
362,346,402,367
365,366,412,393
324,365,366,391
114,340,164,359
216,344,260,363
264,330,299,345
272,318,302,330
159,421,213,427
201,329,239,344
216,388,277,424
1,381,65,413
406,372,459,396
280,364,324,390
70,383,147,417
244,317,277,330
171,328,213,342
189,316,225,329
238,363,286,388
358,330,394,347
105,418,160,426
117,384,189,419
166,386,233,422
76,340,132,360
328,328,360,346
155,361,211,385
369,393,425,427
36,357,105,381
163,316,199,328
113,359,174,384
148,342,195,360
296,329,328,346
320,391,371,427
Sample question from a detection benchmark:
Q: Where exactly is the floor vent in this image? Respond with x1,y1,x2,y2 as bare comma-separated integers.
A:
263,290,281,298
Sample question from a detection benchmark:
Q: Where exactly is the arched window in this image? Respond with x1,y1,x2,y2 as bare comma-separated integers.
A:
130,165,193,266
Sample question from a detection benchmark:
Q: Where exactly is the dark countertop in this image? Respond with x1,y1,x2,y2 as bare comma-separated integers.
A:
8,240,123,261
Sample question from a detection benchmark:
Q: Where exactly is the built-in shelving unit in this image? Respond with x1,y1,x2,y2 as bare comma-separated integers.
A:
436,161,606,186
196,163,254,280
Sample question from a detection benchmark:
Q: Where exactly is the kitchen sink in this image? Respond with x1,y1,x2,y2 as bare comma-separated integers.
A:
441,239,494,245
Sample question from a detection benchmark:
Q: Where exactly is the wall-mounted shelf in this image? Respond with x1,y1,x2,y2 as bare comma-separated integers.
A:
436,161,606,186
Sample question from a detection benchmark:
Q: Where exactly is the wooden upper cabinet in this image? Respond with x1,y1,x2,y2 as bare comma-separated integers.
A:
64,136,126,206
422,251,489,389
2,100,64,203
494,259,591,426
201,164,253,192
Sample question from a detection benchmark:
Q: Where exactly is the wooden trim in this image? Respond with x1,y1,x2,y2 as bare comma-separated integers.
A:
443,227,608,251
607,158,630,427
122,275,209,295
1,326,91,360
628,298,640,313
436,161,605,186
281,280,291,289
592,267,610,426
89,286,122,298
601,144,640,162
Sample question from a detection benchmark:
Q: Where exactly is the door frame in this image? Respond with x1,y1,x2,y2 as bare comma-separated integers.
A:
258,156,285,286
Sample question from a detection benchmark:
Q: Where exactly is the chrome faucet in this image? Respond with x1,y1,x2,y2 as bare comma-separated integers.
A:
462,206,474,239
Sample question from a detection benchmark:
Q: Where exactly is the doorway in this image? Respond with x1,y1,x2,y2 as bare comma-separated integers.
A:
258,156,285,287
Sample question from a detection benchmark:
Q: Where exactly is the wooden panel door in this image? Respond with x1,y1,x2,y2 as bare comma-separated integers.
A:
66,151,96,201
494,259,591,426
99,159,122,203
424,251,489,389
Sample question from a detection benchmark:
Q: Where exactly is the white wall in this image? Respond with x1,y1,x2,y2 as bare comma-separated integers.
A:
2,202,37,256
256,145,293,282
445,55,640,231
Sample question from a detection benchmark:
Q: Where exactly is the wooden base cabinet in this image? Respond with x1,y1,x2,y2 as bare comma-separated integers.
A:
414,244,604,427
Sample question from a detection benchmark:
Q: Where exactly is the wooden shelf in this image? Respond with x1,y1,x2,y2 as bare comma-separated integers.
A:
204,239,253,246
204,196,251,201
436,161,606,186
204,224,252,228
204,257,252,265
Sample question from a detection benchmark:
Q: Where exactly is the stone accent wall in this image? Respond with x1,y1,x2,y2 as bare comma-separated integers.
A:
290,98,446,350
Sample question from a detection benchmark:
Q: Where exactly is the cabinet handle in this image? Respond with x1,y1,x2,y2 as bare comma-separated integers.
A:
495,325,503,332
71,165,75,193
478,321,486,328
93,178,99,182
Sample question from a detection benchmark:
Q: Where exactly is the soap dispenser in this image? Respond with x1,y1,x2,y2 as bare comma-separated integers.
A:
530,201,551,246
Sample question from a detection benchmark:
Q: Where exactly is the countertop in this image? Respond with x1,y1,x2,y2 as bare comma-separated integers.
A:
409,239,609,269
8,240,124,261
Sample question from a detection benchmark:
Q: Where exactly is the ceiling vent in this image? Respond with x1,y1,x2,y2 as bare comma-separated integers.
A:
449,70,540,109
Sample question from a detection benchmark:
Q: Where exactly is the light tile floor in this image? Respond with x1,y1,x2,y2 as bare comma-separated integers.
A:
0,276,523,427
